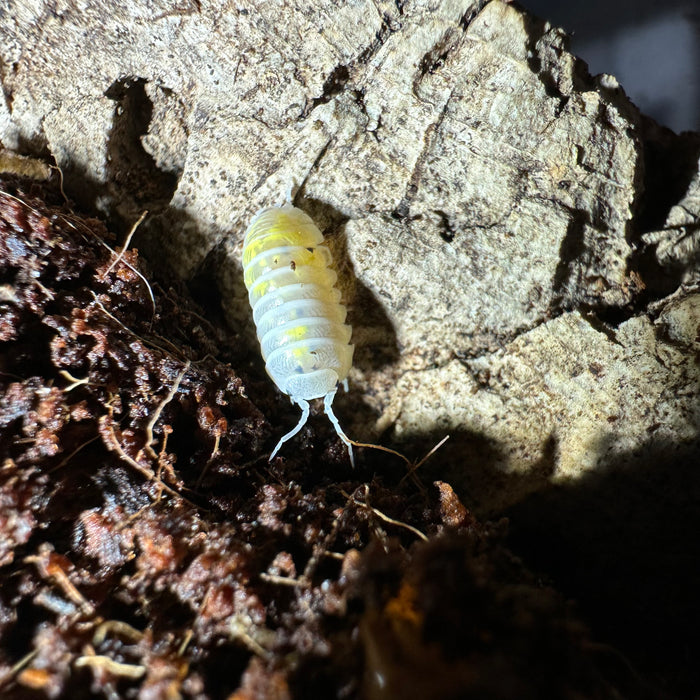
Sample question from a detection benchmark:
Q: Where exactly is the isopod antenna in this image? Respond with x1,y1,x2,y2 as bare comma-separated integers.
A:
267,393,355,467
324,389,355,467
268,398,311,463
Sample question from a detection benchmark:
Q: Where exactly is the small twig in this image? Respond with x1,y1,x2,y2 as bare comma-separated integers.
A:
24,552,96,616
89,291,175,358
143,361,190,459
93,620,144,646
229,615,273,661
155,424,173,483
399,434,450,486
101,210,148,278
102,419,189,502
49,163,69,205
177,629,194,657
349,433,449,492
62,215,156,322
302,490,354,582
342,484,428,542
259,572,305,587
107,421,203,506
102,421,155,481
0,649,39,690
195,427,222,489
323,551,345,561
362,502,428,541
1,189,147,324
33,278,56,301
0,189,43,217
348,438,411,466
415,434,450,470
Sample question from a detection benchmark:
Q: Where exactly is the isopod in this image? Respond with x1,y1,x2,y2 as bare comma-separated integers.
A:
242,204,355,464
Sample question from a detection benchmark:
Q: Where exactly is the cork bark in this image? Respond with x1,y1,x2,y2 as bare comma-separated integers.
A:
1,0,699,695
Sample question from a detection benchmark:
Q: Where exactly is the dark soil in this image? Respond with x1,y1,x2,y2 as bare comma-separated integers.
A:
0,175,665,699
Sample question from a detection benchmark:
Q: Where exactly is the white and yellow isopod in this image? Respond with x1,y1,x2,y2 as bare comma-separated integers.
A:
242,204,355,464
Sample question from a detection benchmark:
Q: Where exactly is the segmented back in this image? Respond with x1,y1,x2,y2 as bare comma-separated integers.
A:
242,204,354,462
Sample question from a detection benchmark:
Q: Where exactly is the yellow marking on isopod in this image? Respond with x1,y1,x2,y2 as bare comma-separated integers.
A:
242,203,448,471
243,204,355,463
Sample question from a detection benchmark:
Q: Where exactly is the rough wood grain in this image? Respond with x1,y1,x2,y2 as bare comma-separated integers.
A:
2,0,698,498
1,0,699,691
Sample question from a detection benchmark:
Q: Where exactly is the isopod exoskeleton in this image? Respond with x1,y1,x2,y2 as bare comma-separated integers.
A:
242,204,355,464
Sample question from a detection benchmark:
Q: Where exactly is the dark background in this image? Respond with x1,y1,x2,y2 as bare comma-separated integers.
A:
507,2,699,696
525,0,699,133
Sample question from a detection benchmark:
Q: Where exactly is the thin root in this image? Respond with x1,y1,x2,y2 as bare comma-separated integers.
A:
342,484,428,542
48,435,100,473
195,429,221,489
399,434,450,486
143,361,190,460
178,629,194,656
348,439,411,466
63,215,157,323
93,620,144,646
348,434,450,486
259,572,306,587
229,615,273,661
24,551,95,616
49,163,69,205
302,488,354,581
0,649,39,690
74,654,146,679
59,369,89,391
88,291,183,360
101,210,148,279
102,420,190,503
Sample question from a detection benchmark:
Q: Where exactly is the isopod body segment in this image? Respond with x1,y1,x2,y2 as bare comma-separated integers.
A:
242,204,354,463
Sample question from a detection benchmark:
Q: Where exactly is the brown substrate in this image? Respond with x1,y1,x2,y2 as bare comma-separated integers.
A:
0,175,661,699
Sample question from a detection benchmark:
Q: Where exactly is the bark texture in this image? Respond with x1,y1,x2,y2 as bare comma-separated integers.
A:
1,0,699,696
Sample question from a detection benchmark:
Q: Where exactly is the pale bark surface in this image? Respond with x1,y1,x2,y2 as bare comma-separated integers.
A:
1,0,698,510
2,0,700,694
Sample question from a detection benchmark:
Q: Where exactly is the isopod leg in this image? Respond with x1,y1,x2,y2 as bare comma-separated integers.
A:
324,391,355,468
341,378,349,393
269,398,310,461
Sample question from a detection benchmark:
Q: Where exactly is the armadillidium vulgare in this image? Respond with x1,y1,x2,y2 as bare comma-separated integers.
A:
242,204,355,464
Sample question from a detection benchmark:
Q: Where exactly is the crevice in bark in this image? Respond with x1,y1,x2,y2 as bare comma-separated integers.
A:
549,207,589,310
435,209,456,242
0,58,17,114
458,1,487,31
303,64,350,117
620,122,700,316
416,28,462,81
104,76,181,222
394,91,453,220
